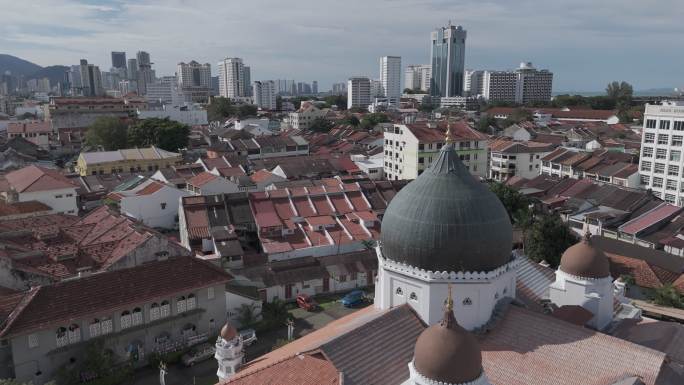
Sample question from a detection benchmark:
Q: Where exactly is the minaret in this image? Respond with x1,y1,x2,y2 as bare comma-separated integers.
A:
549,232,614,330
408,285,492,385
215,322,244,381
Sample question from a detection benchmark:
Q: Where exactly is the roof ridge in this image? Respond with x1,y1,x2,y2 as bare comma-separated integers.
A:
0,287,40,337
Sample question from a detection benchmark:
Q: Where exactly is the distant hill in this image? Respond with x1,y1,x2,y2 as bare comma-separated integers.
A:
29,65,69,86
0,54,43,77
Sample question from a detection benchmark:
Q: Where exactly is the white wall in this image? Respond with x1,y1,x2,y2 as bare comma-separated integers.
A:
120,187,190,229
549,270,614,330
19,187,78,215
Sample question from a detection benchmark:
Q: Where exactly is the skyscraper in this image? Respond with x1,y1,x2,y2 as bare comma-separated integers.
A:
430,23,467,97
380,56,401,106
217,58,246,98
253,80,276,110
136,51,153,95
111,51,126,69
312,81,318,94
78,59,104,96
464,69,484,96
177,61,211,103
242,66,251,97
405,64,431,92
127,58,138,81
347,77,371,110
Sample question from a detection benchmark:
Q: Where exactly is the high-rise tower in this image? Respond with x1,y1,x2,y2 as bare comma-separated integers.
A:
430,23,467,97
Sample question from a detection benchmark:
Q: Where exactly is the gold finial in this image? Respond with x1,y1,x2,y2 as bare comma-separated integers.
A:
441,283,456,328
445,119,454,144
583,230,592,243
446,283,454,311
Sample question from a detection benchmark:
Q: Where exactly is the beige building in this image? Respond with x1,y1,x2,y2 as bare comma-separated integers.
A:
75,146,182,176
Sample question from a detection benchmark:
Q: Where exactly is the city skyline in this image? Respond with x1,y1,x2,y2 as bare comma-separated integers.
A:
1,0,683,91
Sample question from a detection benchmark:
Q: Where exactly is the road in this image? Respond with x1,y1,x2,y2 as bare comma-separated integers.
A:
128,300,369,385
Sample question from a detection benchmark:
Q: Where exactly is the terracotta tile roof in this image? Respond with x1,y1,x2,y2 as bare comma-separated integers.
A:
0,256,232,338
7,120,52,134
135,180,165,196
226,353,339,385
0,200,52,217
250,169,275,183
5,165,77,193
481,306,666,385
551,305,595,326
619,204,683,236
187,172,218,187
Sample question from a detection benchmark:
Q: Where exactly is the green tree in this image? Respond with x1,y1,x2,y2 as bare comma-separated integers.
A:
207,97,234,122
652,284,684,308
525,213,577,267
487,181,530,220
342,115,360,127
323,94,347,110
606,81,634,101
512,208,533,251
85,116,129,150
127,117,190,152
478,115,497,133
237,104,258,118
360,113,390,129
235,303,261,327
309,117,334,132
261,298,292,329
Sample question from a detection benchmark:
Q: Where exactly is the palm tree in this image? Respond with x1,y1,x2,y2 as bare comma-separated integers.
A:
512,208,533,252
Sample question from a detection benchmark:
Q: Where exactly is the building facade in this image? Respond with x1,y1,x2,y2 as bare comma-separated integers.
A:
380,56,401,107
430,24,467,97
639,101,684,205
253,80,276,110
217,58,247,99
488,138,555,182
78,59,104,97
482,70,518,103
404,64,431,92
75,147,182,176
136,51,153,96
464,69,484,96
482,62,553,104
347,77,371,110
177,61,211,103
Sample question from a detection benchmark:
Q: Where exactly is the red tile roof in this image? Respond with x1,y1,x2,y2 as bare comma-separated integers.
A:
135,180,165,196
0,256,232,338
5,165,77,193
619,204,683,236
7,120,52,134
187,172,218,187
0,200,52,217
250,169,276,183
226,353,339,385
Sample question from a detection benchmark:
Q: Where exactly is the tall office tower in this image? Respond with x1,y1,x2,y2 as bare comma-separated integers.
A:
332,82,347,95
312,81,318,94
405,65,422,91
380,56,401,106
253,80,276,110
177,61,211,103
482,70,518,103
370,79,384,98
111,51,127,69
127,58,138,81
430,23,467,97
464,69,484,96
78,59,104,96
243,66,251,96
347,77,371,109
217,58,246,98
67,65,82,95
514,62,553,104
210,76,220,96
136,51,153,95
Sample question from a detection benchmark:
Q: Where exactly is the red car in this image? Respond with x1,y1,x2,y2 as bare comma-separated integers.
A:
296,294,318,311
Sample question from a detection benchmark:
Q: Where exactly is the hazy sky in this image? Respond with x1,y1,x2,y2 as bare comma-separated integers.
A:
2,0,683,92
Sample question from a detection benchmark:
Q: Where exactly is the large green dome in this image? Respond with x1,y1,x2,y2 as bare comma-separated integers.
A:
380,142,513,272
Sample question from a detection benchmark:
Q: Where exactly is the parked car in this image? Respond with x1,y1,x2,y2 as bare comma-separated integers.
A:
181,343,215,367
239,328,257,346
296,293,318,311
341,290,365,307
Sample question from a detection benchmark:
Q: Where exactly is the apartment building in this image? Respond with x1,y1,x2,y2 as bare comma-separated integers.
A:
46,97,134,130
75,146,182,176
482,62,553,104
217,58,248,99
488,138,555,181
638,101,684,205
383,121,488,180
177,61,211,103
253,80,276,110
542,147,639,188
285,101,327,130
347,77,371,110
2,165,78,215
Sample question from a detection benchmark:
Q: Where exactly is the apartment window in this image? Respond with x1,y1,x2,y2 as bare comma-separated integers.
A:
642,147,653,158
418,144,424,150
208,287,215,300
132,308,143,326
160,202,167,210
656,148,667,159
654,163,665,174
665,194,676,204
101,317,113,334
56,327,68,347
669,165,680,176
177,296,187,313
658,134,669,145
160,300,171,318
660,120,671,130
640,175,650,185
120,311,132,329
667,179,678,190
673,135,683,146
644,133,655,143
641,161,652,172
671,150,681,162
653,177,664,188
66,193,73,197
645,119,657,129
68,324,81,344
675,121,684,131
680,181,684,193
55,194,63,199
150,303,161,321
28,333,39,349
418,157,424,164
187,294,197,310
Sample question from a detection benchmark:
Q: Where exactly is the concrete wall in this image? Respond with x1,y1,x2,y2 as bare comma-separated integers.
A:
19,187,78,215
0,257,53,291
120,188,190,229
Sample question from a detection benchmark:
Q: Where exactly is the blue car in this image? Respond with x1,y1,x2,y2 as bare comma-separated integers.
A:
341,290,365,307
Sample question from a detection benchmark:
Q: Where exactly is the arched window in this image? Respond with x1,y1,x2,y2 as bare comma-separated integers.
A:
120,310,132,330
68,324,81,344
462,297,473,306
177,296,187,314
150,303,160,321
89,318,101,338
101,316,113,334
409,292,418,301
132,307,143,326
56,327,68,347
186,293,197,310
395,287,403,296
160,300,171,318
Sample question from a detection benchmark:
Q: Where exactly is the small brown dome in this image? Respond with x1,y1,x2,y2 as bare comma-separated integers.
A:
559,233,610,279
220,322,237,340
413,297,483,384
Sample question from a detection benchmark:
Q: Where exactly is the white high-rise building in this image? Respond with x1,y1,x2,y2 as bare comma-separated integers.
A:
177,61,211,103
217,58,246,99
253,80,276,110
405,64,431,93
638,101,684,205
482,71,518,103
347,77,371,110
481,62,553,103
380,56,401,107
464,69,484,96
